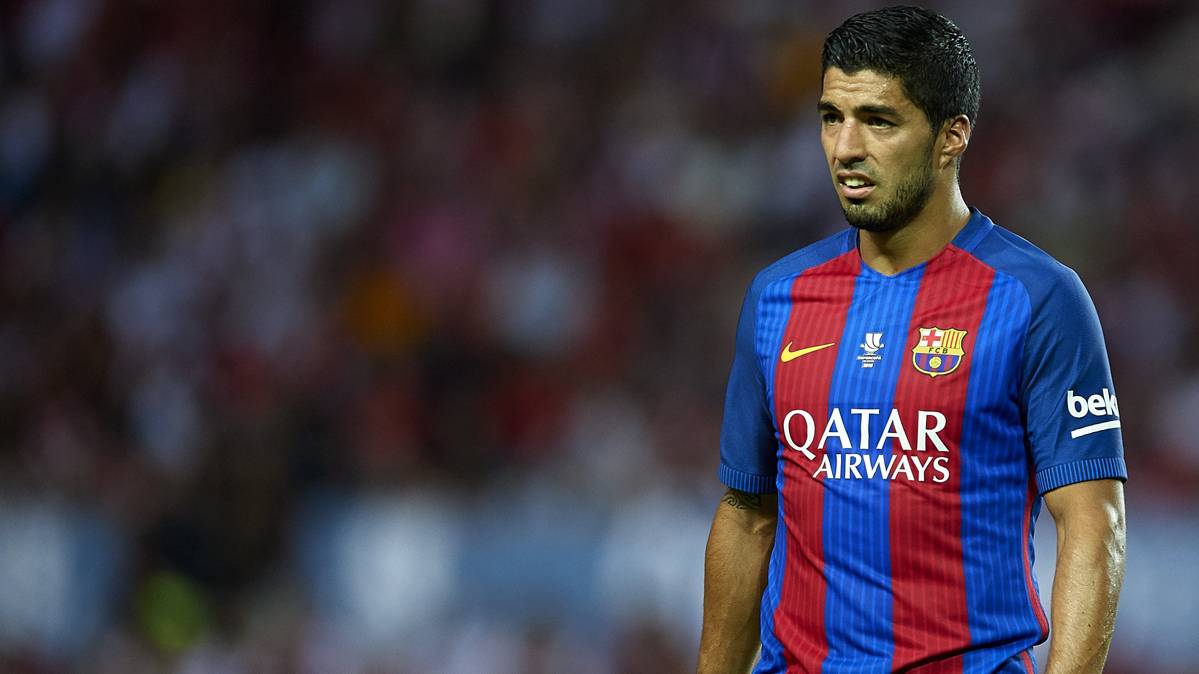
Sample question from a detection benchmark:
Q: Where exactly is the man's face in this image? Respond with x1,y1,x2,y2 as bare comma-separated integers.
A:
818,68,938,233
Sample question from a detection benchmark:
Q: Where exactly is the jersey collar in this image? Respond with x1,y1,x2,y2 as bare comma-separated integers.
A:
842,206,995,258
952,206,994,254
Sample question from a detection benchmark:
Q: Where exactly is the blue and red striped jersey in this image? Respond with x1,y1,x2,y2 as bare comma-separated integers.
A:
718,208,1126,674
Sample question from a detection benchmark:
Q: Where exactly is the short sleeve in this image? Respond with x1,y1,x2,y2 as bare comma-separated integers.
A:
1021,270,1127,495
718,280,778,494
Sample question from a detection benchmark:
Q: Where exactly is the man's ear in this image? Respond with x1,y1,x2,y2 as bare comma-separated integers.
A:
938,114,972,170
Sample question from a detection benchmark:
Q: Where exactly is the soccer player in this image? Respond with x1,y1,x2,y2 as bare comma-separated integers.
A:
697,7,1126,674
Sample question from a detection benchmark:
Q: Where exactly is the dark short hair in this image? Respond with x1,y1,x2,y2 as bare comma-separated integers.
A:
822,6,980,130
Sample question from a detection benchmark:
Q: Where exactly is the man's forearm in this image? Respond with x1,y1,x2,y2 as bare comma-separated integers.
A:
1044,486,1126,674
697,489,777,674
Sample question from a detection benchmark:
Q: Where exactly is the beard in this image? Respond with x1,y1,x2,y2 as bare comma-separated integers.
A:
841,152,935,233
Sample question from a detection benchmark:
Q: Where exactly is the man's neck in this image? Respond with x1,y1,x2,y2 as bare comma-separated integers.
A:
857,186,971,276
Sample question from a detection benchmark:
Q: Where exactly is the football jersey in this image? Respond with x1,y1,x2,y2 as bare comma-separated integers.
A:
718,208,1126,673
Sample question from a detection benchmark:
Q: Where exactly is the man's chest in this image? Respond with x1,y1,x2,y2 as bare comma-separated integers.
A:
758,263,1026,475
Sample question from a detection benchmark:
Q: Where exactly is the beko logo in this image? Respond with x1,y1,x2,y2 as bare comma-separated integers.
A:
1065,389,1121,439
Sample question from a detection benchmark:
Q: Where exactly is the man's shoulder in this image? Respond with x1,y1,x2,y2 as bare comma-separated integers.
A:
970,218,1086,305
968,218,1098,316
747,228,854,297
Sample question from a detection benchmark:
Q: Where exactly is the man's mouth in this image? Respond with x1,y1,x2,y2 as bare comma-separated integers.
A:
838,174,876,200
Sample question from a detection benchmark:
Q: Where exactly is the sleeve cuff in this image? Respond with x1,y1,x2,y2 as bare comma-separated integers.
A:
719,463,777,494
1036,456,1127,495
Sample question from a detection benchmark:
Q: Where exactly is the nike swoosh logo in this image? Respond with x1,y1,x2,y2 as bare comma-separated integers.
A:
780,342,836,362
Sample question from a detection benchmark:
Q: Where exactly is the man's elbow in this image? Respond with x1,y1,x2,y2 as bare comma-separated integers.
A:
747,509,778,537
1103,500,1126,561
1047,479,1126,559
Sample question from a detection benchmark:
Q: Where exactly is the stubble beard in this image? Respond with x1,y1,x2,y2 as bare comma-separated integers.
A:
841,154,936,234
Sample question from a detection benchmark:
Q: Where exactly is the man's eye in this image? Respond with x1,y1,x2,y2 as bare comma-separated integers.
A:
822,113,840,124
869,117,893,127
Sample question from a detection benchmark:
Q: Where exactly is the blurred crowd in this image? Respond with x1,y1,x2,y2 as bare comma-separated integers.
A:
1,0,1197,672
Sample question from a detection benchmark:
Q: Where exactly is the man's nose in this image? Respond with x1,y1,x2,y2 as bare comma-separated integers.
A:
833,120,867,167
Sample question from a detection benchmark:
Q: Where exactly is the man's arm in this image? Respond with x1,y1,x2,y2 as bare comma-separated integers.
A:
1042,478,1126,674
697,488,777,674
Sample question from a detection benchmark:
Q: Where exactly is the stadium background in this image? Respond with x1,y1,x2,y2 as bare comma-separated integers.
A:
0,0,1196,672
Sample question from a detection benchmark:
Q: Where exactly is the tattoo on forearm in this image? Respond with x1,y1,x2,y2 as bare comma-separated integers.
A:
722,489,762,510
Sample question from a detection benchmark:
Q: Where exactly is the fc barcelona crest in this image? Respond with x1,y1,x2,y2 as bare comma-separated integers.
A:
912,327,968,378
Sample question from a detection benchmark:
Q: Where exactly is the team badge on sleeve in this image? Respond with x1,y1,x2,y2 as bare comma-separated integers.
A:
912,327,967,378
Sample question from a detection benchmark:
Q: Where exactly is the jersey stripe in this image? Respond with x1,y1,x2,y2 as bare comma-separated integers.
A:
820,262,924,671
958,271,1042,673
757,269,805,671
1019,649,1035,673
888,246,994,672
770,250,859,672
1022,474,1050,640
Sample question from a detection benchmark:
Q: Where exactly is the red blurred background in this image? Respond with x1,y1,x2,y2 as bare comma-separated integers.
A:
0,1,1196,672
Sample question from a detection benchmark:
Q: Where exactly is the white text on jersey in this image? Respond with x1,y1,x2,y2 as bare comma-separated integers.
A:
1066,388,1121,438
781,408,951,483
